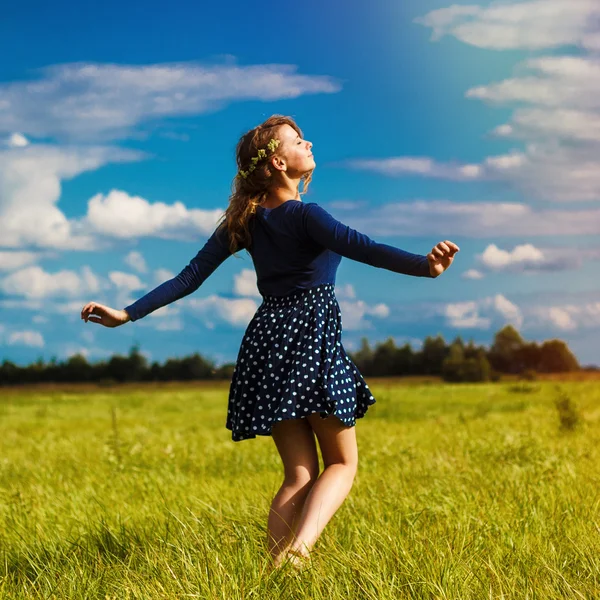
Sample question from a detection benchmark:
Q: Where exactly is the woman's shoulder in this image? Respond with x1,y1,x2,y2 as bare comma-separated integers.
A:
293,201,329,224
298,202,333,222
286,199,318,212
296,200,327,216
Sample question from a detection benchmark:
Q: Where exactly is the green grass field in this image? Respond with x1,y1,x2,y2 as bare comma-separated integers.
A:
1,379,599,599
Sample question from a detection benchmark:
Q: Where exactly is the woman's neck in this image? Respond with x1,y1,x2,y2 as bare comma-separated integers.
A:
263,182,300,208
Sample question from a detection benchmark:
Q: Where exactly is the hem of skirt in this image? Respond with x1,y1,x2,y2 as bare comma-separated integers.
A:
226,401,375,442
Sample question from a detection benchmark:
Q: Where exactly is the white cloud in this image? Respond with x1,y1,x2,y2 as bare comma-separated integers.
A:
6,133,29,148
480,243,544,269
493,294,523,329
524,57,600,106
153,319,184,331
81,329,95,344
546,307,578,330
186,295,258,327
2,296,170,324
493,108,600,143
84,189,224,240
531,301,600,331
7,330,44,348
0,60,339,257
366,303,390,318
109,271,146,310
345,143,600,201
415,1,600,51
154,268,175,284
0,61,341,142
338,299,390,330
233,268,260,298
335,283,357,299
478,243,598,272
142,304,183,331
444,300,491,329
148,304,181,318
108,271,146,291
484,143,600,202
53,300,96,316
462,269,484,280
444,294,523,329
0,251,44,271
0,298,92,314
0,143,144,250
340,200,600,237
81,266,102,295
493,124,514,137
124,250,147,273
411,6,600,202
466,56,600,131
0,265,103,299
0,142,224,254
346,156,482,180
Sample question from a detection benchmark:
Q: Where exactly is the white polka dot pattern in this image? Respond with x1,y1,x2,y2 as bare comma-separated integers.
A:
225,283,376,441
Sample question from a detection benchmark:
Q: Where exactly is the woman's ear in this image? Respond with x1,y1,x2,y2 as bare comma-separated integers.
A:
270,155,286,173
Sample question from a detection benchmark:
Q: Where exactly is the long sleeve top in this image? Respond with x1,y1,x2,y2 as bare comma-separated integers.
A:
124,199,435,321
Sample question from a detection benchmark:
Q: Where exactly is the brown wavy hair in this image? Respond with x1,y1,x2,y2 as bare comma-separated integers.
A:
217,115,314,255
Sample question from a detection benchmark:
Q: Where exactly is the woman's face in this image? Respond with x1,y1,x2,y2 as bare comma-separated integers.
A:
275,124,315,176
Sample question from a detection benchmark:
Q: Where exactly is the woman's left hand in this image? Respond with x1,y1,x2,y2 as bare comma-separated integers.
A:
427,240,460,277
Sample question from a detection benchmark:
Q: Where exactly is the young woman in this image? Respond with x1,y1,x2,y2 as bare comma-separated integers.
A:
80,114,459,571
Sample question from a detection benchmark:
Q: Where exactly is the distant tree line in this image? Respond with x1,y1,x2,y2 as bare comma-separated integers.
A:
0,326,588,386
349,325,582,382
0,345,236,386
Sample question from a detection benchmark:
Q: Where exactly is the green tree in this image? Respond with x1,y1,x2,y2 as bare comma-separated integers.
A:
538,340,580,372
441,341,466,382
418,334,448,375
351,337,373,373
371,337,397,376
488,325,525,373
442,342,490,382
214,362,236,379
105,344,148,382
64,353,92,382
0,360,19,385
516,341,542,372
394,342,416,376
462,350,491,382
180,353,215,380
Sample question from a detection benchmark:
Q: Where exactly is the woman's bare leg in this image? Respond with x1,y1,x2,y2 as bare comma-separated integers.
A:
286,413,358,558
268,417,320,565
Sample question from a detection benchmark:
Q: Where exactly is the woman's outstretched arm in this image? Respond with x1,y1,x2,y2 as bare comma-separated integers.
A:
81,223,236,327
123,223,235,322
301,203,458,277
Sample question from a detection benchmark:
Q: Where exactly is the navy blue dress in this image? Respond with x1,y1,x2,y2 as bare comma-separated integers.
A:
124,200,435,441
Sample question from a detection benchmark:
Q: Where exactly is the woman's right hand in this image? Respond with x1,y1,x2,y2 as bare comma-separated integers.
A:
80,302,131,328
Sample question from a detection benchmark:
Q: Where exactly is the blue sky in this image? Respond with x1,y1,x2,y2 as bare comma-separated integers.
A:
1,0,599,367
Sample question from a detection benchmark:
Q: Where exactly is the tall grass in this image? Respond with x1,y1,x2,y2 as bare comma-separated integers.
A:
0,381,599,598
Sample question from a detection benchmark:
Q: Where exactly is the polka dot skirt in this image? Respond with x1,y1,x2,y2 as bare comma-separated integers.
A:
225,283,376,441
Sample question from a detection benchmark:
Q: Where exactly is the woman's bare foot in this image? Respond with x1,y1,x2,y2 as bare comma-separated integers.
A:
268,545,290,571
269,545,311,572
286,547,311,572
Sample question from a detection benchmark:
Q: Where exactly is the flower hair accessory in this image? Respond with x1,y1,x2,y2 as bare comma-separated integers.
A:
238,138,280,179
